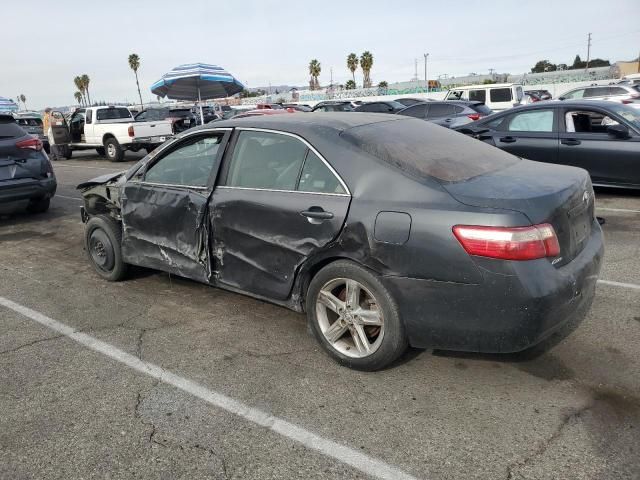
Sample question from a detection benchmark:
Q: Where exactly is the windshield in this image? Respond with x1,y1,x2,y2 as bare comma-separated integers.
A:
607,103,640,129
96,108,132,121
341,118,518,183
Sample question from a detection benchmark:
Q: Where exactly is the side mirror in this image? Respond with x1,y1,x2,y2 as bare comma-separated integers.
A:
558,97,566,101
607,124,630,139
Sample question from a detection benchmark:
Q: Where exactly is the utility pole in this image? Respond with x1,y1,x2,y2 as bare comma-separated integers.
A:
586,32,592,71
330,67,333,87
424,53,429,90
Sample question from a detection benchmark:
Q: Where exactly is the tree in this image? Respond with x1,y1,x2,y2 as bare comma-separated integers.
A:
360,51,373,88
572,55,584,69
531,60,556,73
74,92,83,105
74,76,86,106
128,53,144,110
19,94,26,110
482,79,497,84
81,74,91,105
587,58,610,68
347,53,359,83
345,79,356,90
308,59,321,90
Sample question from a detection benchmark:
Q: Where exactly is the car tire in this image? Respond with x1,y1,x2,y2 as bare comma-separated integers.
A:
63,146,72,159
306,260,408,371
104,138,124,162
96,147,105,156
26,197,50,214
84,214,127,281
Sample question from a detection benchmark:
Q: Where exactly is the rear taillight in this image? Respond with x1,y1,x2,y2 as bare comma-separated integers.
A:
128,126,135,137
453,223,560,261
467,113,481,121
16,137,43,151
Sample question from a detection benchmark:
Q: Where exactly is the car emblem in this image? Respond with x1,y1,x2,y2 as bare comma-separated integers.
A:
582,190,589,203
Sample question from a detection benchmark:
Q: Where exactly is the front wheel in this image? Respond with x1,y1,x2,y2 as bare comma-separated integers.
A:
306,260,408,371
104,138,124,162
95,147,105,156
84,215,127,281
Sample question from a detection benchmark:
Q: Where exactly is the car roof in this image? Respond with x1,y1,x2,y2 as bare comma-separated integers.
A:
491,100,625,111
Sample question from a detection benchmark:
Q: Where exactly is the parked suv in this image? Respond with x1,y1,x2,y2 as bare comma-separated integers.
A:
13,113,50,153
354,100,406,113
559,84,640,107
0,115,56,213
445,83,524,111
397,100,493,128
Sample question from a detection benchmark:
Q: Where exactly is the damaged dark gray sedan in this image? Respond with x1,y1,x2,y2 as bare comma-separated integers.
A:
78,113,604,370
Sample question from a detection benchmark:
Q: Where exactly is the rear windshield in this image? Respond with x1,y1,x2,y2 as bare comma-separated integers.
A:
471,104,493,115
0,122,25,139
341,118,518,182
16,118,43,127
96,108,132,121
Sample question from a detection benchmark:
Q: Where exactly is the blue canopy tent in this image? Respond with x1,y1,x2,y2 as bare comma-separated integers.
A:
150,63,245,123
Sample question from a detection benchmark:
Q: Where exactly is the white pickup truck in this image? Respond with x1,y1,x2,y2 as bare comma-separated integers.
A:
50,106,173,162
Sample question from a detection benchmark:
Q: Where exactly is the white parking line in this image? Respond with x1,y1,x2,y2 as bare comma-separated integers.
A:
55,194,83,202
596,207,640,214
54,163,126,171
0,296,418,480
597,279,640,291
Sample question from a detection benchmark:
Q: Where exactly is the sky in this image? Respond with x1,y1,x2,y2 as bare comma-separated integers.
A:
2,0,639,109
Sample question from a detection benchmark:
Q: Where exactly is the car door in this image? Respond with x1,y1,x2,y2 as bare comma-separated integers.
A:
83,109,96,144
426,103,457,127
50,111,71,145
210,128,351,301
486,107,559,163
558,106,640,186
119,129,231,283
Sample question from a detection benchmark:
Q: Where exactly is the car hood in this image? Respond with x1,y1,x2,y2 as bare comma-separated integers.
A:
76,171,126,190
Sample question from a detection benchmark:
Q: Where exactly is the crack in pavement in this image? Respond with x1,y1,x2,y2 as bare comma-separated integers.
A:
0,334,65,355
505,401,596,479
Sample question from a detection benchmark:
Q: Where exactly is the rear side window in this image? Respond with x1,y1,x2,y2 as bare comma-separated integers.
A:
225,131,308,190
507,110,554,132
398,104,427,118
427,104,454,118
490,88,512,102
341,118,518,183
0,122,25,139
469,89,486,103
298,151,346,194
96,108,132,121
608,87,629,96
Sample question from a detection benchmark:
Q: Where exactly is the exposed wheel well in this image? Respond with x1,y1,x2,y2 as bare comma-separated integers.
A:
102,133,116,145
297,255,362,312
83,194,115,217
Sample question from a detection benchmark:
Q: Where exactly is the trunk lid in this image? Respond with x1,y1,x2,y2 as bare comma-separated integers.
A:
0,125,46,182
442,160,594,266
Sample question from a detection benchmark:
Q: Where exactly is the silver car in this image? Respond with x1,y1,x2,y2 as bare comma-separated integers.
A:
559,84,640,108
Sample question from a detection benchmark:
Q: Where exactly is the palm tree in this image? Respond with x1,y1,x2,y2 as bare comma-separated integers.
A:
81,74,91,106
308,59,321,90
128,53,144,110
347,53,359,84
19,94,26,110
74,76,86,106
360,51,374,88
74,91,83,105
345,79,356,90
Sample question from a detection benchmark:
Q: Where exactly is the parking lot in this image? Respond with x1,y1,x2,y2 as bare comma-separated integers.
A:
1,151,639,479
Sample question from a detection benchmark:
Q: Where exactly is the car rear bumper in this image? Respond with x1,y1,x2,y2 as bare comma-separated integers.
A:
131,135,172,145
381,218,604,352
0,177,57,204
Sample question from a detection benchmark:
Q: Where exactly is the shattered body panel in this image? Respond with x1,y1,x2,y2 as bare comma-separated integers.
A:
78,113,604,352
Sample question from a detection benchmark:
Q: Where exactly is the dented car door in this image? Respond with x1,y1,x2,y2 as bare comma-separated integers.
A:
210,128,351,300
120,130,231,282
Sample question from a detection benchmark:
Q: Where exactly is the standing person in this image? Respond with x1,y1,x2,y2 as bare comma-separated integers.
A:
43,108,61,161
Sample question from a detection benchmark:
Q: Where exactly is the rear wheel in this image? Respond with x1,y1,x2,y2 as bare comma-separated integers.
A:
26,197,50,214
307,260,408,371
104,138,124,162
84,215,127,281
95,147,105,156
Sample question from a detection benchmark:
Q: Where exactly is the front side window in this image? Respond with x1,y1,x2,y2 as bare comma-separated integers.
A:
490,88,512,103
298,151,346,194
563,89,584,99
584,87,608,98
469,89,486,103
144,134,223,187
564,110,620,134
225,131,307,190
507,109,554,132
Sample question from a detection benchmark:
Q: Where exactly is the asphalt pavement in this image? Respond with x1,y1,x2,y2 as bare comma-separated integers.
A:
1,151,639,479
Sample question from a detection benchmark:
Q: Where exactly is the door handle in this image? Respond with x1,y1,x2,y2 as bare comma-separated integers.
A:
499,136,516,143
301,207,334,220
561,138,581,146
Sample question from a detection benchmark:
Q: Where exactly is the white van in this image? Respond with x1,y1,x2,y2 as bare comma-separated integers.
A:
444,83,524,111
